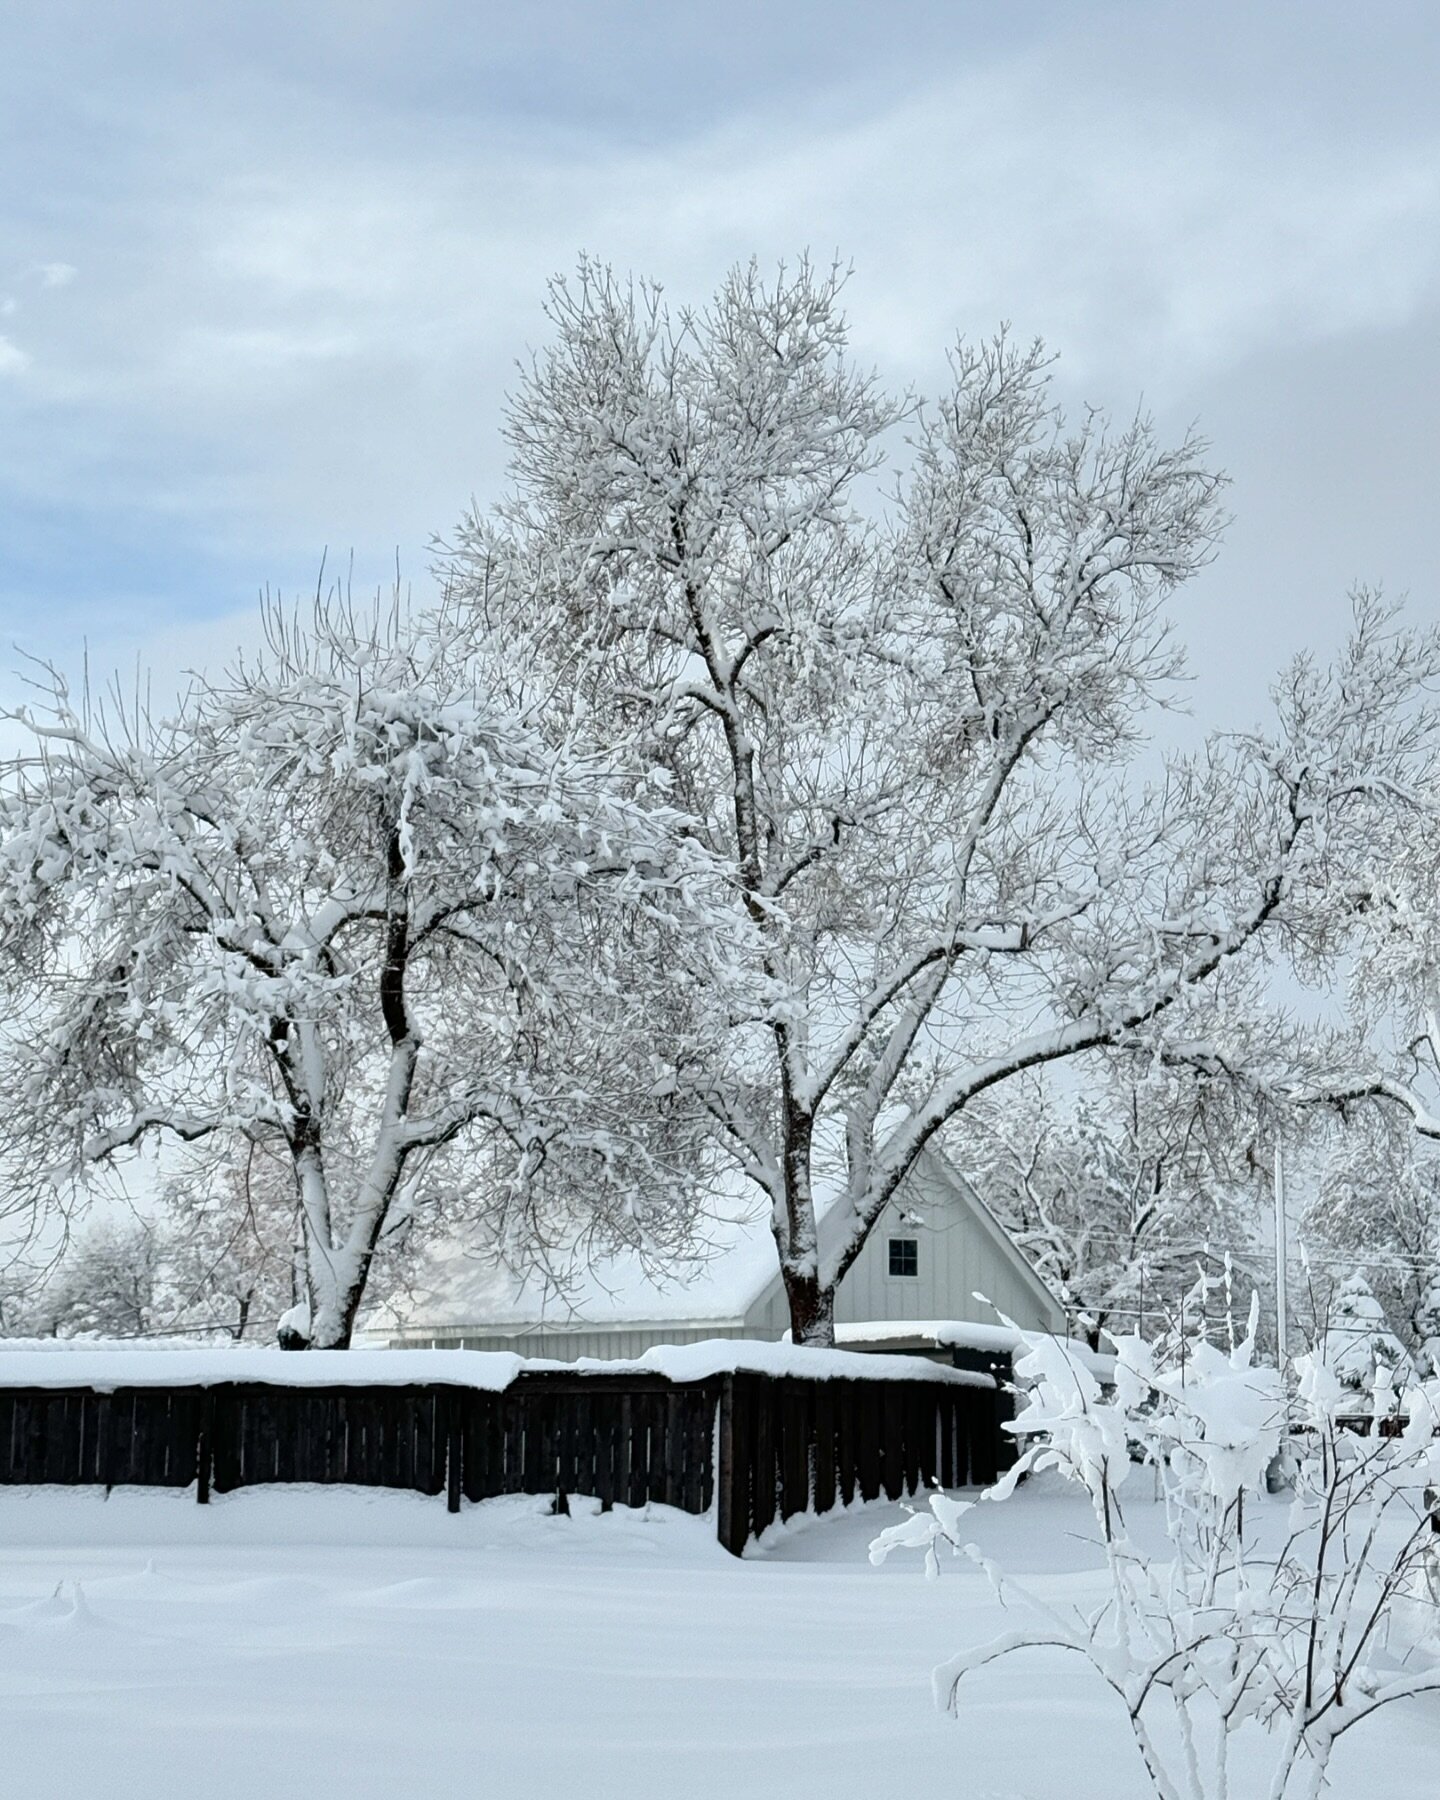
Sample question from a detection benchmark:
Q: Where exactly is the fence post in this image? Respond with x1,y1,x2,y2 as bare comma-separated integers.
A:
446,1389,463,1515
715,1375,743,1556
195,1388,213,1505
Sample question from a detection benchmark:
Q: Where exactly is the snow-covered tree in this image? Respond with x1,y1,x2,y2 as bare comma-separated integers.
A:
0,1257,43,1337
36,1217,161,1339
1291,736,1440,1144
1302,1109,1440,1359
958,1071,1263,1345
1314,1271,1416,1396
0,598,731,1347
444,255,1440,1345
157,1142,300,1341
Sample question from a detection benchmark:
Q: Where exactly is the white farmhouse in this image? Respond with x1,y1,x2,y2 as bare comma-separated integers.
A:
373,1147,1065,1362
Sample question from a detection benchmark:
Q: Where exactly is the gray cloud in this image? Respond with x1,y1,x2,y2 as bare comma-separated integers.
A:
0,0,1436,726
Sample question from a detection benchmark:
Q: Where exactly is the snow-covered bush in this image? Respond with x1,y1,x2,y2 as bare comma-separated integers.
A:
1314,1272,1416,1397
873,1309,1440,1800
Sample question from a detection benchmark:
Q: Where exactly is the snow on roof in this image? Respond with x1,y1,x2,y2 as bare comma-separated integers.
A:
368,1172,786,1334
368,1144,1057,1340
0,1338,990,1391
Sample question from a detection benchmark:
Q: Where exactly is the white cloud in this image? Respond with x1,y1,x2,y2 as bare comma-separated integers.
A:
35,261,76,288
167,77,1440,400
0,334,29,376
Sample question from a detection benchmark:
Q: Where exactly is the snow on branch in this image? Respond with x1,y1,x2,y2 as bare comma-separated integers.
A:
874,1308,1440,1800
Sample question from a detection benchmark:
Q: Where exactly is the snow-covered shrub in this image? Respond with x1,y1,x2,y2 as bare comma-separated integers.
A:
1315,1271,1417,1395
873,1307,1440,1800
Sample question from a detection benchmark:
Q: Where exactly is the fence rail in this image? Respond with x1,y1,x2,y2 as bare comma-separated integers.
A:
0,1361,1013,1554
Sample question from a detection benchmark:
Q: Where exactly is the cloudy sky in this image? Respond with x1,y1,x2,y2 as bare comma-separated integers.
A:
2,0,1437,727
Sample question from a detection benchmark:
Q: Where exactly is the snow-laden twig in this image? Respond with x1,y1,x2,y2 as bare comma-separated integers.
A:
873,1306,1440,1800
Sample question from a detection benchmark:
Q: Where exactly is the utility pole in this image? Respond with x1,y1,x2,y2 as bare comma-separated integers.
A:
1274,1142,1289,1372
1267,1141,1295,1492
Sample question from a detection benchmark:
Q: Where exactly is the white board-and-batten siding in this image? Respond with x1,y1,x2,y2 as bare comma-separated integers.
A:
742,1157,1064,1340
409,1323,749,1358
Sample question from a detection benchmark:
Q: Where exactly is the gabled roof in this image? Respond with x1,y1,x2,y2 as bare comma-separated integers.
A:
910,1149,1068,1327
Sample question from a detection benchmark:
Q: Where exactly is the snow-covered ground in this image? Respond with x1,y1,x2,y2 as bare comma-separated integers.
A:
0,1478,1433,1799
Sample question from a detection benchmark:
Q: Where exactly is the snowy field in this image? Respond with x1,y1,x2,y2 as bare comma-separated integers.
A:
0,1478,1434,1800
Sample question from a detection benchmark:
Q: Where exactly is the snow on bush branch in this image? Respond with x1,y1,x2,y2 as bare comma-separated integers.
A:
873,1311,1440,1800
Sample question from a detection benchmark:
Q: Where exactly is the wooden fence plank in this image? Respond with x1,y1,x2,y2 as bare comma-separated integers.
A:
752,1379,776,1537
689,1385,715,1515
480,1392,506,1499
939,1390,956,1487
968,1389,998,1488
811,1382,835,1517
880,1387,904,1500
715,1378,737,1553
782,1382,810,1522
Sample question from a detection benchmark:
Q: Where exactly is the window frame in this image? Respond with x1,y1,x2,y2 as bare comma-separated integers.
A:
886,1236,919,1279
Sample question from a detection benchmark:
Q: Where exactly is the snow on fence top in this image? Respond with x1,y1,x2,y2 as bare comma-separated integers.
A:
0,1338,994,1394
832,1319,1115,1382
0,1344,525,1393
576,1340,993,1388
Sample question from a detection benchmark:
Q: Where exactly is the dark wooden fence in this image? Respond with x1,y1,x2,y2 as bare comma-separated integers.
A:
0,1362,1012,1554
713,1371,1008,1554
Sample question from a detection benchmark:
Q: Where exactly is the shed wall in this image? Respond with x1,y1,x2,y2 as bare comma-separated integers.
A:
400,1323,752,1360
839,1169,1063,1333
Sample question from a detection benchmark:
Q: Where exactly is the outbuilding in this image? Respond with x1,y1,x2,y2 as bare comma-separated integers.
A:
373,1146,1066,1359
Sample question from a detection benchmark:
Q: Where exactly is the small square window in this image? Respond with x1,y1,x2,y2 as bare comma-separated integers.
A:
888,1237,918,1278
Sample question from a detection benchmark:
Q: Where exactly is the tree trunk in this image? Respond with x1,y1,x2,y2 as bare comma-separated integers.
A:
307,1315,354,1350
783,1266,837,1348
305,1272,362,1349
281,1301,355,1350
